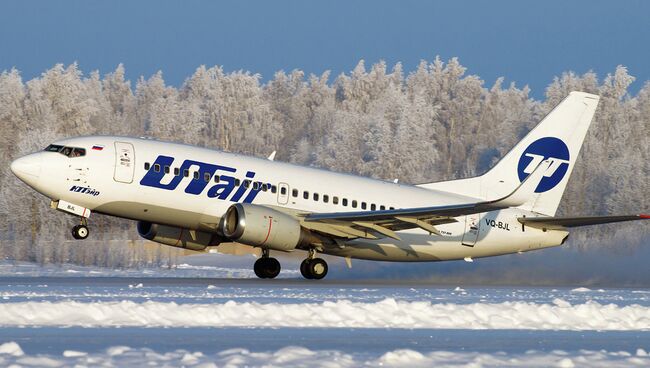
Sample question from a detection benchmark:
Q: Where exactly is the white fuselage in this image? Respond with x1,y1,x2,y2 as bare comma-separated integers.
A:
19,136,568,262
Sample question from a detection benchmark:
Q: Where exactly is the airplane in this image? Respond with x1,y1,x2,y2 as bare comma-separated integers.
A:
10,91,648,280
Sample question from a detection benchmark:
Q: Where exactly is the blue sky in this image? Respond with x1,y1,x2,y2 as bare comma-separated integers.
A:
1,0,649,99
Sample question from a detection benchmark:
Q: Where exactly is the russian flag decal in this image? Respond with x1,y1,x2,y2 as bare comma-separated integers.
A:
92,145,104,151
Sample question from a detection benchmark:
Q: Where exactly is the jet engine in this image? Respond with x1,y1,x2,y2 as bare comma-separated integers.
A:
137,221,223,251
222,203,313,252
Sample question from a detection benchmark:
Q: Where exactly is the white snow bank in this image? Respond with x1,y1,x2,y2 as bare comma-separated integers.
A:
0,342,649,367
1,298,649,330
0,342,23,357
571,287,591,292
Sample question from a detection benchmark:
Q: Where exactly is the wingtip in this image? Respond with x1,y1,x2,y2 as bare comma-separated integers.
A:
640,214,650,219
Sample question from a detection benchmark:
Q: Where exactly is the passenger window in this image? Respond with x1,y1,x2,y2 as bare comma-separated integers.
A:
183,169,189,177
243,180,250,188
235,179,241,186
303,191,309,199
193,171,199,180
342,198,348,206
371,204,376,211
333,196,339,205
261,183,267,191
253,182,260,190
214,175,220,183
280,186,286,195
174,168,180,176
272,185,278,194
390,207,395,210
361,202,367,210
292,189,298,197
204,172,211,182
323,195,329,203
313,193,319,201
154,164,160,173
352,200,357,208
380,205,386,210
144,162,150,170
164,166,170,174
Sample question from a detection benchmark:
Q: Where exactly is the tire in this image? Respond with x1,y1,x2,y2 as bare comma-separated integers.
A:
300,259,313,279
265,257,281,279
254,258,267,278
254,257,281,279
308,258,328,280
71,225,89,240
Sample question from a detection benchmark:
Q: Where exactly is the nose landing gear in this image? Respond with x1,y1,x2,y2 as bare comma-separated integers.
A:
300,249,328,280
71,218,90,240
253,249,281,279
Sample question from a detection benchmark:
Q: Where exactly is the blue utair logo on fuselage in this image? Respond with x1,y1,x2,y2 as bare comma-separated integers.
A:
517,137,570,193
140,155,268,203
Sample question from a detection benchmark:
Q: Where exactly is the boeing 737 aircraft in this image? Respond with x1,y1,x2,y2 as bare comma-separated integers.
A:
10,91,648,279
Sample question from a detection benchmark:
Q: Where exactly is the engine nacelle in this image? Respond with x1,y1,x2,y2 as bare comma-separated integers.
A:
137,221,222,251
222,203,309,252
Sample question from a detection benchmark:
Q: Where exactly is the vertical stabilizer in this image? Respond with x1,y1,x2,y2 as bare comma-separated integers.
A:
419,91,600,216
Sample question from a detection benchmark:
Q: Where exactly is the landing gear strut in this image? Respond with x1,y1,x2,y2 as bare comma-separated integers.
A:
254,249,281,279
71,218,89,240
300,248,328,280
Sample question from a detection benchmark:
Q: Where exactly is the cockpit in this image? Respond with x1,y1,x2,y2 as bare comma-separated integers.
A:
44,144,86,158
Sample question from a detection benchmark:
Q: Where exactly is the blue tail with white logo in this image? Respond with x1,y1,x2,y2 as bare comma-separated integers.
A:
419,91,600,216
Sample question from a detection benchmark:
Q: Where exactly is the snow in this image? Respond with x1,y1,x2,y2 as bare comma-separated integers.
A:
0,342,23,356
571,287,592,292
0,342,649,367
1,298,649,330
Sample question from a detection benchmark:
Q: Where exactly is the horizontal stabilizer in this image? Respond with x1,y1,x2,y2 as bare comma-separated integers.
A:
518,214,650,230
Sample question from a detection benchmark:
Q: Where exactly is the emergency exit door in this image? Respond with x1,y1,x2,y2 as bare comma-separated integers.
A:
114,142,135,183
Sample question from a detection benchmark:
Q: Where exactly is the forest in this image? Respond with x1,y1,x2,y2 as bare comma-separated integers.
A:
0,57,648,267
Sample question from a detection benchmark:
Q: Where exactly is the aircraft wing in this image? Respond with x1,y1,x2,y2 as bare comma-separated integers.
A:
518,214,650,230
299,160,551,240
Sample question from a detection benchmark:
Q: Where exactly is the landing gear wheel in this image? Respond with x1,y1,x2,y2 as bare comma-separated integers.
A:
300,258,328,280
308,258,328,280
254,257,281,279
71,225,89,240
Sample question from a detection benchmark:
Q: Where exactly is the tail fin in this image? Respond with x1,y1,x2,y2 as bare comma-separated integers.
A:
419,91,600,216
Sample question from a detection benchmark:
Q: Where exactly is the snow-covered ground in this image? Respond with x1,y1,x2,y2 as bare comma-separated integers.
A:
1,297,650,330
0,262,649,367
1,341,649,367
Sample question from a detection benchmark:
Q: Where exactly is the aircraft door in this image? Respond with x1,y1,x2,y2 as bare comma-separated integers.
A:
113,142,135,183
277,182,289,205
461,213,481,247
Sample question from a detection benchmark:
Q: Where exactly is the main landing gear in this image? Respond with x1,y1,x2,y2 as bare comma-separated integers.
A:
254,249,281,279
300,249,328,280
71,218,90,240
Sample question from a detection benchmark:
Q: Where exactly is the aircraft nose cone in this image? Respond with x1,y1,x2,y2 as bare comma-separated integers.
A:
10,153,42,183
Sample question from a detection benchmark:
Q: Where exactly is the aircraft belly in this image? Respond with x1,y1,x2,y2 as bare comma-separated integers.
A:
93,201,218,232
322,222,568,262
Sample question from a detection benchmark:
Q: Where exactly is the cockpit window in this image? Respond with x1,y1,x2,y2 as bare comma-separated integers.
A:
44,144,64,152
43,144,86,158
70,148,86,157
